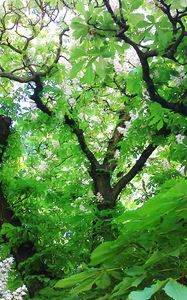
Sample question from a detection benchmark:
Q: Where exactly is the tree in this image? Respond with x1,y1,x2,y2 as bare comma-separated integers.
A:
0,0,186,299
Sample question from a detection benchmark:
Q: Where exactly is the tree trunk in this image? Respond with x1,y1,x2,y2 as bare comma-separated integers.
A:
90,169,115,209
0,115,47,297
90,168,117,247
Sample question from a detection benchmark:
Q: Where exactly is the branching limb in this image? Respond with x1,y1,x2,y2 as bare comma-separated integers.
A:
103,110,130,172
0,115,12,163
30,76,52,116
113,143,156,200
26,76,99,169
0,115,21,227
103,0,129,31
0,72,36,83
102,1,187,117
113,127,171,200
65,115,99,169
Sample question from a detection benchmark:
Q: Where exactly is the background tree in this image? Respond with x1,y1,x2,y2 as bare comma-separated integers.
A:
0,0,186,299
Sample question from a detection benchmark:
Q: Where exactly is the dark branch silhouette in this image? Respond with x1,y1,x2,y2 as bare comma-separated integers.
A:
103,0,187,117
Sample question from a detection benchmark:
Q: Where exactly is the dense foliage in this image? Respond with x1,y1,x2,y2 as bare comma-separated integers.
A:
0,0,187,299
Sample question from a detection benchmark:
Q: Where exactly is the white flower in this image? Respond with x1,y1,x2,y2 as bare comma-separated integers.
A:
78,113,88,121
51,139,60,148
114,149,120,159
117,126,126,135
78,112,84,119
113,52,123,74
176,134,185,144
48,103,55,109
123,47,139,72
79,204,86,211
62,80,72,99
90,116,101,123
30,112,38,121
0,258,27,300
129,110,138,121
68,97,76,108
96,192,103,203
45,150,52,157
64,60,72,74
110,0,119,11
38,161,48,172
106,124,114,135
97,133,104,139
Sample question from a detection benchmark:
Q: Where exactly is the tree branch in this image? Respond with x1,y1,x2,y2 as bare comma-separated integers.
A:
0,115,21,227
103,0,129,31
30,75,52,116
103,0,187,117
0,65,99,176
0,72,36,83
113,143,156,199
26,75,99,169
113,126,171,200
135,54,187,116
65,115,99,169
0,115,11,163
103,110,130,172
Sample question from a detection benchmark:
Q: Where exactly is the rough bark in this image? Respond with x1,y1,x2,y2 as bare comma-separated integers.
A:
0,115,47,297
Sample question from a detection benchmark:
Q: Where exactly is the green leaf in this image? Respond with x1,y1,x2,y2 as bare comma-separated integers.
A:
144,251,165,267
128,280,168,300
126,71,141,94
73,27,88,39
147,15,155,23
157,119,163,130
90,241,116,266
71,47,85,60
163,279,187,300
82,63,95,84
111,275,146,298
125,266,145,276
131,0,143,10
96,272,111,289
70,61,83,79
71,17,85,30
137,21,152,28
129,14,145,26
54,270,97,289
71,277,96,294
95,59,107,78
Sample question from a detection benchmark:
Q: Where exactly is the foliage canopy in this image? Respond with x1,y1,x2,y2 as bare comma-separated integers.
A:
0,0,187,299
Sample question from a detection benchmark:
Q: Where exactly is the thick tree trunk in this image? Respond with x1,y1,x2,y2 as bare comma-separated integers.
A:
0,115,47,297
90,169,115,209
90,168,117,247
0,116,18,227
0,185,21,228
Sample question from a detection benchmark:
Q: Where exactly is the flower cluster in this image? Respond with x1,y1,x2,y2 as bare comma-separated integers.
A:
30,112,38,121
113,52,123,74
0,258,27,300
176,134,185,144
113,48,140,74
61,78,80,108
117,110,138,137
38,161,48,173
106,124,115,135
51,139,60,149
124,48,140,72
117,126,127,136
60,56,72,74
110,0,119,11
96,192,104,203
0,258,14,295
114,149,120,159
